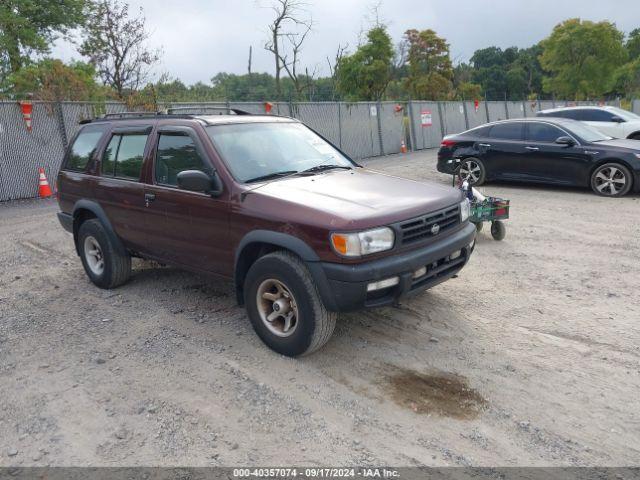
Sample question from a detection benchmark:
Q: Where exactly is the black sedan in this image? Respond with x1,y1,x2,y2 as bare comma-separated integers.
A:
437,118,640,197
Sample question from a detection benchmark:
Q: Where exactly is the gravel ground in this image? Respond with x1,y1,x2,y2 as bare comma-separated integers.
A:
0,149,639,467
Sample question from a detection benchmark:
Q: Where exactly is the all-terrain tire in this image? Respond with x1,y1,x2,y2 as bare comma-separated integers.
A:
244,251,337,357
77,219,131,289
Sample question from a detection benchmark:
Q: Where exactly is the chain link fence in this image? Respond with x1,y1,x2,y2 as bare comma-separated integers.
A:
0,99,637,201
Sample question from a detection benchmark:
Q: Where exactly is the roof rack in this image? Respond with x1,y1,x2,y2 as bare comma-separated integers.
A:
165,106,251,115
101,111,166,119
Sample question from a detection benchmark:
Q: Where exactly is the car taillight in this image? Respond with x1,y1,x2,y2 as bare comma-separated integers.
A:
440,139,456,147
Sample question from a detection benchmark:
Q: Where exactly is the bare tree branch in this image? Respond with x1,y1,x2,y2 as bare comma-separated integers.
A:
79,0,162,98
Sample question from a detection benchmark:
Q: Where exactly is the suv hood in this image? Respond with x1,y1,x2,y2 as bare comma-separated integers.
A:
247,168,463,230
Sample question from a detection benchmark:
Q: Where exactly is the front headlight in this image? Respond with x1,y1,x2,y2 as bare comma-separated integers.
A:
460,199,470,222
331,227,395,257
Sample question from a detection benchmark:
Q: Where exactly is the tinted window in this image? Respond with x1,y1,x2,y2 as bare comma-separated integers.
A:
579,109,615,122
102,135,119,176
489,123,524,140
66,126,105,171
155,134,209,186
527,123,565,142
99,134,147,180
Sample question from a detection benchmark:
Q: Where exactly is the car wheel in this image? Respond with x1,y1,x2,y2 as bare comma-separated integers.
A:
244,251,337,357
458,157,486,186
590,163,632,197
627,133,640,140
77,219,131,289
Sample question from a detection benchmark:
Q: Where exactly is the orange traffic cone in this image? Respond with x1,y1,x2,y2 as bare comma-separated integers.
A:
400,139,407,154
38,168,53,198
19,100,33,132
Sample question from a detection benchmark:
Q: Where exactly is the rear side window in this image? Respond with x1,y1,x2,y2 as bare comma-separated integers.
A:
527,123,565,142
489,122,524,141
155,133,209,186
101,134,148,180
66,125,106,171
578,109,614,122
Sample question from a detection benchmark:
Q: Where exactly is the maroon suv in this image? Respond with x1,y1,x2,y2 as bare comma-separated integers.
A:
56,110,475,356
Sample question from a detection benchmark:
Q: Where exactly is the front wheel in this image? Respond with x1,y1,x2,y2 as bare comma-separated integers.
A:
458,157,486,186
244,251,336,357
590,163,632,197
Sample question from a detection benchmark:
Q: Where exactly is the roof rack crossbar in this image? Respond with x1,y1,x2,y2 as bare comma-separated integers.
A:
165,106,251,115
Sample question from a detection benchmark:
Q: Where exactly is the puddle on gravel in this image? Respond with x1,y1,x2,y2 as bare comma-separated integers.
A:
385,368,487,419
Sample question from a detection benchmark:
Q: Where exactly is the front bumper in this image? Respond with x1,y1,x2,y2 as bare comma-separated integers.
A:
310,222,476,312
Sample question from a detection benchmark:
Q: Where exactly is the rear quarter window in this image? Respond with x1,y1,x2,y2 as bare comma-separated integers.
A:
65,125,107,171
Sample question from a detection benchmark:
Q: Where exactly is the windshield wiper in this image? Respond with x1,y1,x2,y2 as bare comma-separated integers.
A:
244,170,298,183
300,164,352,174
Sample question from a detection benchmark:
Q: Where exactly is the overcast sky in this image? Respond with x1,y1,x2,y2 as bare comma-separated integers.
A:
51,0,640,85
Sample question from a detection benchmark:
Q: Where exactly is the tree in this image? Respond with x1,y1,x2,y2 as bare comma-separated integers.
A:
540,19,627,99
0,0,86,75
402,29,453,100
79,0,161,98
6,58,102,101
263,0,308,99
626,28,640,61
335,26,394,101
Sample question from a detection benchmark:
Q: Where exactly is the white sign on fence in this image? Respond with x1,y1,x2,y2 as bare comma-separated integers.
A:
421,110,432,127
370,105,377,117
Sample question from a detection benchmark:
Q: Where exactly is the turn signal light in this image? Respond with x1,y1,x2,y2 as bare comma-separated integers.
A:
440,139,457,147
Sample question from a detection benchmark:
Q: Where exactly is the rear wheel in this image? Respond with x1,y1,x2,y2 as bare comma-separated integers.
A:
77,219,131,288
590,163,632,197
458,157,486,186
244,251,336,357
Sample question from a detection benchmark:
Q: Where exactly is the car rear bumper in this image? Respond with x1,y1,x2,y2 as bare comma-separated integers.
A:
436,155,460,175
309,222,476,312
57,211,73,233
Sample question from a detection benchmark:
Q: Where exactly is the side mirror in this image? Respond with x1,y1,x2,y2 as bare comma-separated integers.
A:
555,136,575,147
177,170,223,197
610,116,624,123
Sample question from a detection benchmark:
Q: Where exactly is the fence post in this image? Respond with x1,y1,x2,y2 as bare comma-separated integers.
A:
407,100,417,151
484,94,490,122
503,95,509,119
437,101,445,137
462,100,469,130
375,100,384,156
521,100,527,118
337,102,343,149
55,101,68,150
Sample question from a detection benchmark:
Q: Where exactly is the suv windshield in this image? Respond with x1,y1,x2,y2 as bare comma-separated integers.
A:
565,121,613,143
206,122,353,183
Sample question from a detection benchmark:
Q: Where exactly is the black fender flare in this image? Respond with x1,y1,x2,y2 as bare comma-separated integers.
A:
71,200,127,257
233,230,338,311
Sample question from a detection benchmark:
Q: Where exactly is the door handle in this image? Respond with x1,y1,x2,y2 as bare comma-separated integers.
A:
525,146,539,151
478,143,491,147
144,193,156,207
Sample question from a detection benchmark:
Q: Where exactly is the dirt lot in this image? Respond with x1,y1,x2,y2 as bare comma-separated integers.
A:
1,149,639,467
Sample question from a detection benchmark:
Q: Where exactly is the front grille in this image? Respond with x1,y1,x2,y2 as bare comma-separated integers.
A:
398,205,460,245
